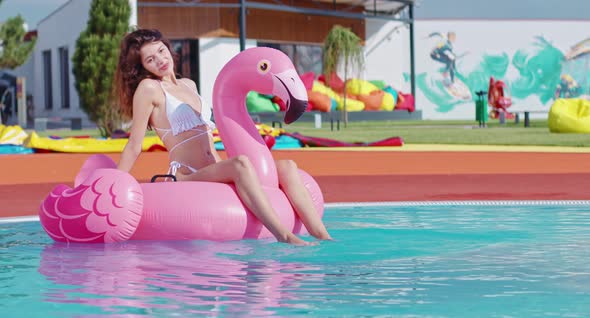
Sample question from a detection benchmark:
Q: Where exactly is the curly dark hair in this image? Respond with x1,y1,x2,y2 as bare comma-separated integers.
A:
114,29,179,119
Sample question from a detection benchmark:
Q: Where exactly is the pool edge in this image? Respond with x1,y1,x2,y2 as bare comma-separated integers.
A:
3,200,589,224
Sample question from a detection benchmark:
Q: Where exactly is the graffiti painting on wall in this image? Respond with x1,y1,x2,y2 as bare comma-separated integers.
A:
415,31,590,114
427,31,472,103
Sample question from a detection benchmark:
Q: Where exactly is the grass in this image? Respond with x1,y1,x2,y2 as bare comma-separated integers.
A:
30,119,590,147
283,120,590,147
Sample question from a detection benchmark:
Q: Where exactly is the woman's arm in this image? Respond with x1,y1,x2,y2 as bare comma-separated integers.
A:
117,80,158,172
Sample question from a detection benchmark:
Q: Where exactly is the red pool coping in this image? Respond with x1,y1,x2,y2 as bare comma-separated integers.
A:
1,150,590,218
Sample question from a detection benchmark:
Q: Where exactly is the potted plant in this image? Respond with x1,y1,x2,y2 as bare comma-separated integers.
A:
322,25,365,127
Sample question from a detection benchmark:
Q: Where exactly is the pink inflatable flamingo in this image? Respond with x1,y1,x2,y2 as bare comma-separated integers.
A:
39,47,324,243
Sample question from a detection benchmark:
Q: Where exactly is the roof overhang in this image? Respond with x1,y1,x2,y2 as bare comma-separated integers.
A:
314,0,414,15
140,0,414,22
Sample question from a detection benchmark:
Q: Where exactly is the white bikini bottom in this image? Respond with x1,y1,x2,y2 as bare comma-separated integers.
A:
168,160,198,176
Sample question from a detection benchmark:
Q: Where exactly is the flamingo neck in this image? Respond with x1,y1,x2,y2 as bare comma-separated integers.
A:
213,83,278,188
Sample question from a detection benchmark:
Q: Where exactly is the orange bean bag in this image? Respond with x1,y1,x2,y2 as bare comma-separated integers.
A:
308,91,333,112
357,90,385,111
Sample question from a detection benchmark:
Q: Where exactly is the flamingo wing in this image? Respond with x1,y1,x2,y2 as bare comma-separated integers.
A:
40,168,143,243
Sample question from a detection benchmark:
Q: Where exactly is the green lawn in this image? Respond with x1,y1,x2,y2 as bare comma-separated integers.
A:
31,119,590,147
283,120,590,147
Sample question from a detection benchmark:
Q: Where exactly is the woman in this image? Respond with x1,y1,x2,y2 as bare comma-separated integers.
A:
114,29,331,245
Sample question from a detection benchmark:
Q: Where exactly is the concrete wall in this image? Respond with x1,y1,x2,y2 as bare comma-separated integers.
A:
33,0,91,121
198,38,257,109
363,19,411,93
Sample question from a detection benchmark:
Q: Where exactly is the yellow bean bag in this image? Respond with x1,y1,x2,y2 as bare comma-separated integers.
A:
0,124,28,145
346,79,380,96
333,94,363,112
312,80,341,102
548,98,590,133
313,80,366,111
380,91,395,111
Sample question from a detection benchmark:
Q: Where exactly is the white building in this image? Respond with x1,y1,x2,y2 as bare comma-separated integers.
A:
9,0,417,127
18,0,135,126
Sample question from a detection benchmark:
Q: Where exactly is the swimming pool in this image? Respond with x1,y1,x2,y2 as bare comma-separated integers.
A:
1,202,589,317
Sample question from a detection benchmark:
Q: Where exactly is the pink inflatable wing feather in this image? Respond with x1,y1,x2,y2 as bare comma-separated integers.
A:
40,168,143,243
59,220,105,243
40,184,70,220
54,186,93,220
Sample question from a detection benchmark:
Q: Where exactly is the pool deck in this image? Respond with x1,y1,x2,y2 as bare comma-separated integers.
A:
1,145,590,218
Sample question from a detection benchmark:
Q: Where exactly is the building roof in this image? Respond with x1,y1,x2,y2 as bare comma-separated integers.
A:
139,1,415,21
316,0,414,15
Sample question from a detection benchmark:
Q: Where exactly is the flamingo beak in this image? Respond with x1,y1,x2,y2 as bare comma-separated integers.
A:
283,89,308,125
272,70,308,124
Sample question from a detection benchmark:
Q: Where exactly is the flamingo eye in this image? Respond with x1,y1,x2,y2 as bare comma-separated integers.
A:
257,60,271,74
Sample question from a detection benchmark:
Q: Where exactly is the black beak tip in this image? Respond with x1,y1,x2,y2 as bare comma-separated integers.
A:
284,100,308,124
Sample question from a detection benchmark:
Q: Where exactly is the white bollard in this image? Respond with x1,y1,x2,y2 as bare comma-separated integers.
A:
314,113,322,129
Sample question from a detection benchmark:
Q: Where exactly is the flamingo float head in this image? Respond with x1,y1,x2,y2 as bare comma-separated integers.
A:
213,47,311,187
214,47,308,124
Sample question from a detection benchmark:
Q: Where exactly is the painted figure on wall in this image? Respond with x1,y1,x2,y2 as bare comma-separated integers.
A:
557,38,590,99
429,31,458,85
423,31,472,105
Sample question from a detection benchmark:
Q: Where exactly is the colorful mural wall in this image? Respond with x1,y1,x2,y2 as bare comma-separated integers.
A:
413,21,590,119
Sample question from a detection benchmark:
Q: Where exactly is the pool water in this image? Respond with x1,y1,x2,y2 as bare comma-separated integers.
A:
1,203,589,317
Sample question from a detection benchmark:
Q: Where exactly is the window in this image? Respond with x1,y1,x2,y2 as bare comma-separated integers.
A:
171,39,200,90
42,50,53,110
59,46,70,109
258,42,323,75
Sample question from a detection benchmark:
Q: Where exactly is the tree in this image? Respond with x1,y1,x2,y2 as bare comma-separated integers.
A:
0,15,36,69
73,0,130,137
322,25,364,127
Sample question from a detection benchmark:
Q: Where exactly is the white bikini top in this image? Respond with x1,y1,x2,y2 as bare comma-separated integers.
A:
154,80,216,153
157,80,215,135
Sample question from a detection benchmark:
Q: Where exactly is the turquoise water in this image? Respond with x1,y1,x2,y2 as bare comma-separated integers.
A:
1,203,589,317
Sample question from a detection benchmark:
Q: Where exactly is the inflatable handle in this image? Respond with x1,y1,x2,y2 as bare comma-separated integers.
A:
150,174,177,183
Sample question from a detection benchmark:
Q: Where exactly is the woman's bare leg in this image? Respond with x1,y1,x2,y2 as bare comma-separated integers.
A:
179,155,308,245
276,160,332,240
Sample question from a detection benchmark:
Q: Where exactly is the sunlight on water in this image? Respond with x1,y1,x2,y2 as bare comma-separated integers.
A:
1,204,589,317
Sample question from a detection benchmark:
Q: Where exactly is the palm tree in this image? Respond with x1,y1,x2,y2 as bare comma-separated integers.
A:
322,25,364,127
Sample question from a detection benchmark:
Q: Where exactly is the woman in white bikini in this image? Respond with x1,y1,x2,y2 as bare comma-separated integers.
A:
114,29,331,245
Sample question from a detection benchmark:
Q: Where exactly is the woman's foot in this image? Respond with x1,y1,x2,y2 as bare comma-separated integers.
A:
309,225,333,241
315,233,333,241
278,232,312,245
